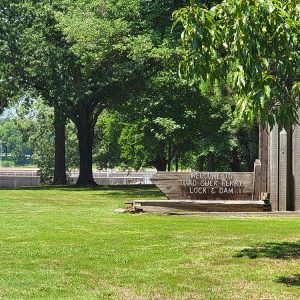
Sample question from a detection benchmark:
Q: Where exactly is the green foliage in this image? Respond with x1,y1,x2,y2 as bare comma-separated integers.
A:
65,122,79,169
195,119,258,171
119,66,226,170
94,110,122,169
0,118,33,166
175,0,300,128
0,1,23,112
2,0,196,184
10,99,79,183
27,102,79,184
1,0,261,174
119,120,151,170
1,160,15,167
7,0,174,117
29,101,55,184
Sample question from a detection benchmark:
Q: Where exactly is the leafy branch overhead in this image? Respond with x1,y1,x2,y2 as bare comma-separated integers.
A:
174,0,300,128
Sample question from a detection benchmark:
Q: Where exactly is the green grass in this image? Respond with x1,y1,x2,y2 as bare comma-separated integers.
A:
0,186,300,299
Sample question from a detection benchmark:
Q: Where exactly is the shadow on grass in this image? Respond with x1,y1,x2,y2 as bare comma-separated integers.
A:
275,274,300,286
0,184,156,191
235,241,300,259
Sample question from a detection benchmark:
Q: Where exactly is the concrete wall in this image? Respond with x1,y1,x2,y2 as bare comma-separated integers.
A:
0,175,40,188
0,170,154,188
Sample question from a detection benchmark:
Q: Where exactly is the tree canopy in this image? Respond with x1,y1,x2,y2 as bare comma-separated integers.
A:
174,0,300,128
3,0,182,184
0,0,262,178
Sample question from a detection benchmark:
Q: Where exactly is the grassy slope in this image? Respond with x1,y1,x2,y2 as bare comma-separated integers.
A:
0,186,300,299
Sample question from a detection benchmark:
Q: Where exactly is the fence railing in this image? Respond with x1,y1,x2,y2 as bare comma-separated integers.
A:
0,169,155,187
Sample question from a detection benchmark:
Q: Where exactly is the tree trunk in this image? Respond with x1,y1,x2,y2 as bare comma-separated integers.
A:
74,106,97,186
198,155,204,171
167,140,172,172
53,107,67,185
175,156,179,172
230,148,241,172
152,156,167,171
207,151,215,171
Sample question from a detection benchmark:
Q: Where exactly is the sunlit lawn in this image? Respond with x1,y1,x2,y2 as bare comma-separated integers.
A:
0,186,300,299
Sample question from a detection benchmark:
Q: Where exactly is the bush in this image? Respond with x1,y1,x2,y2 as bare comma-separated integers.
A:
1,160,15,167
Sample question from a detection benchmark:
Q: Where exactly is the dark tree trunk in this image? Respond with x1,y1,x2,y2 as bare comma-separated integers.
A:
207,151,215,171
53,107,67,185
175,156,179,172
74,105,97,186
152,156,167,171
246,148,256,172
230,148,241,172
198,155,204,171
167,141,172,172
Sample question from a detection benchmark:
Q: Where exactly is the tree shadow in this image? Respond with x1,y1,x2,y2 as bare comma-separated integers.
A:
235,241,300,259
275,274,300,286
0,184,157,192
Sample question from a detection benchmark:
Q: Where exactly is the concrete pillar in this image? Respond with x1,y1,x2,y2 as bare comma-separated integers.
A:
259,125,269,193
278,129,288,211
293,124,300,211
269,125,279,211
253,159,261,200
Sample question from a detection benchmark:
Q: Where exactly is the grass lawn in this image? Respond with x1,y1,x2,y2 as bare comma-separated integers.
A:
0,186,300,299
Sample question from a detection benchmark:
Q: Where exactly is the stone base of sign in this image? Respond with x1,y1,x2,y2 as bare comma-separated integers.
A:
132,200,271,213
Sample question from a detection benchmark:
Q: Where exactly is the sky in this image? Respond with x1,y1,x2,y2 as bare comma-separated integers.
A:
0,107,16,119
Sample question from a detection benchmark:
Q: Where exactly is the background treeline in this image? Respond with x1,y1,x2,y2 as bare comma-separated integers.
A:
0,97,258,181
0,0,258,185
